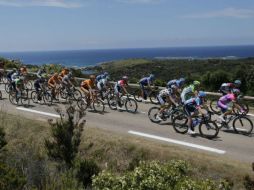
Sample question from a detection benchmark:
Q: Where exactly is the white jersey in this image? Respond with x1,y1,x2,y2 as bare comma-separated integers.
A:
159,89,170,97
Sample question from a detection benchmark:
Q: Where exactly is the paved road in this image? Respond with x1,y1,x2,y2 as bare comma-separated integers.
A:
0,86,253,163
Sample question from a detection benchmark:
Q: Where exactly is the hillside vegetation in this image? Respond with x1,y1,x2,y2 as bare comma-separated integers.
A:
86,58,254,95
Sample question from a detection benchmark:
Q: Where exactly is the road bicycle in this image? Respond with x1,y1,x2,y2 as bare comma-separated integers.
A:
59,85,82,101
148,104,183,124
133,86,159,104
217,113,253,135
77,90,105,113
9,88,30,106
108,93,138,113
172,109,219,139
31,85,53,106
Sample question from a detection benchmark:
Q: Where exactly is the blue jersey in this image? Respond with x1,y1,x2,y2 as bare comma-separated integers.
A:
185,97,203,108
139,77,152,86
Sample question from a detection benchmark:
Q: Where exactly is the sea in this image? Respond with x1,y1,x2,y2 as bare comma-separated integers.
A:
0,45,254,68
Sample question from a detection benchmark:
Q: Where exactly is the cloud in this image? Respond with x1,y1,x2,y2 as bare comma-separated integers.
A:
183,8,254,19
0,0,82,8
115,0,161,4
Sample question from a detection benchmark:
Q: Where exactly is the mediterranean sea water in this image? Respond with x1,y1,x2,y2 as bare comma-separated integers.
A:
0,45,254,67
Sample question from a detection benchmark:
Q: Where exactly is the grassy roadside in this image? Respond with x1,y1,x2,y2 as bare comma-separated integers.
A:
0,112,253,189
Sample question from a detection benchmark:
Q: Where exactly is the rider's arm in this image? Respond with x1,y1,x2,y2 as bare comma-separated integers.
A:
169,95,178,106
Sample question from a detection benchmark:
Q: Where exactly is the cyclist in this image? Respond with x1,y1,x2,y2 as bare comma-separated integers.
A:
217,88,244,123
7,69,16,83
181,80,201,104
114,76,129,108
58,68,69,81
97,74,110,101
156,86,179,121
11,70,21,91
34,75,47,103
139,74,155,101
81,75,96,105
184,91,207,135
14,76,25,98
37,67,47,79
62,72,74,89
48,73,60,99
167,78,185,94
96,72,109,82
219,80,241,95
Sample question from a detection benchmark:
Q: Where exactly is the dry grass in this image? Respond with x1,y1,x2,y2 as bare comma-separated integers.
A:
1,112,253,189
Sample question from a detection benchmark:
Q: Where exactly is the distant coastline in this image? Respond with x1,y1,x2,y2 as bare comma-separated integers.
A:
0,45,254,67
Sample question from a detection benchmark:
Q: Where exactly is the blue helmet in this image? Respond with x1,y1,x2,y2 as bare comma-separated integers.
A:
198,91,206,98
104,72,109,76
234,80,241,87
178,78,185,86
149,74,155,80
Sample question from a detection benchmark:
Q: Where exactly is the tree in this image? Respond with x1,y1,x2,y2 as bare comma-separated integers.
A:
45,106,85,169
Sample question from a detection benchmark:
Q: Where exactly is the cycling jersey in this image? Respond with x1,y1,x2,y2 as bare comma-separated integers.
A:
97,78,108,91
96,74,107,82
181,85,195,103
34,78,44,91
139,77,153,86
184,97,203,116
48,76,58,85
11,72,20,81
157,89,170,105
217,93,236,112
81,79,95,89
7,71,15,81
114,80,127,94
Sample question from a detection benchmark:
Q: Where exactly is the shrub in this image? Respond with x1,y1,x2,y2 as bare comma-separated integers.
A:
244,175,254,190
0,162,26,190
75,159,100,188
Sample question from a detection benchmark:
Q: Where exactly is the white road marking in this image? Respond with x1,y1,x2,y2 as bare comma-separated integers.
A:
16,107,60,118
128,130,226,154
247,113,254,117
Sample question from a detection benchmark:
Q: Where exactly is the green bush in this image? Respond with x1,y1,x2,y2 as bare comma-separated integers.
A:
244,175,254,190
0,162,26,190
92,160,232,190
75,159,100,188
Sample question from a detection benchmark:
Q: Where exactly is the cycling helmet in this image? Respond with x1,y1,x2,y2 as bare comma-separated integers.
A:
122,76,128,81
198,91,206,98
67,72,72,78
149,74,155,80
104,72,109,76
90,75,96,80
232,88,240,95
234,80,241,87
178,78,185,86
193,80,201,86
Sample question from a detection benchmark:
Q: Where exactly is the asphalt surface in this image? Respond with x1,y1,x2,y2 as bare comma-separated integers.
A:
0,85,253,163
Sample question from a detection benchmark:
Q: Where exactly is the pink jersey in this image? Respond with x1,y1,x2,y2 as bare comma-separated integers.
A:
219,93,235,104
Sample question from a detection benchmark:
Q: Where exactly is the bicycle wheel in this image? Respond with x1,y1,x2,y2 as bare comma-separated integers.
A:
31,91,39,103
149,91,159,105
125,98,138,113
21,90,30,106
133,89,143,102
108,95,117,110
148,107,161,123
170,109,183,123
25,81,33,90
60,88,68,99
73,89,82,101
5,83,11,94
233,116,253,135
77,97,88,111
93,99,105,113
209,99,221,115
43,92,53,106
172,112,188,134
9,92,18,105
199,121,219,139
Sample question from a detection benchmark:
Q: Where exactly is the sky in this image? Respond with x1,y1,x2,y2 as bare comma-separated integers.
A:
0,0,254,52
